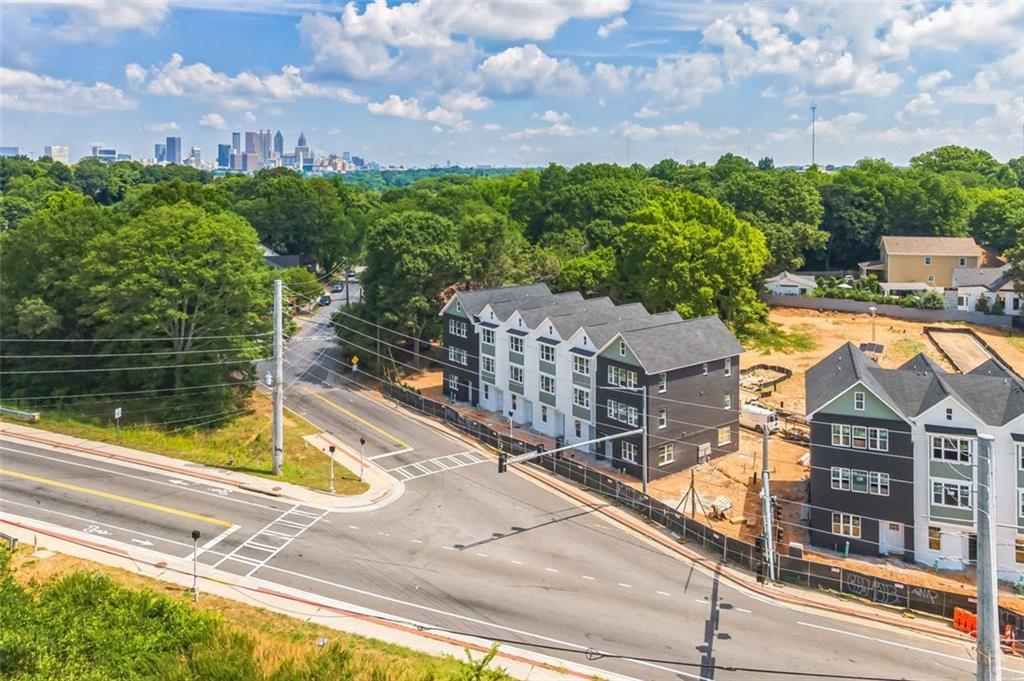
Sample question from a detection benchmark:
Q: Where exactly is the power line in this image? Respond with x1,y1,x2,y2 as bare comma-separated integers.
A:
0,331,273,343
0,343,271,360
0,379,259,403
0,356,269,375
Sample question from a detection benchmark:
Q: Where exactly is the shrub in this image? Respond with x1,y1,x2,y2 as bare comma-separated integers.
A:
975,296,991,313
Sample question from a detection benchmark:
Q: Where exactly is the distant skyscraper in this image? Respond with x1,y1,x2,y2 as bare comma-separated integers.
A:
154,143,166,163
116,153,132,161
165,136,182,164
91,146,117,163
297,131,307,148
232,131,241,152
217,144,231,168
230,151,245,171
245,131,259,153
0,146,20,158
260,129,272,160
243,152,260,172
190,146,201,165
342,150,351,161
274,130,284,157
44,145,70,165
294,131,310,166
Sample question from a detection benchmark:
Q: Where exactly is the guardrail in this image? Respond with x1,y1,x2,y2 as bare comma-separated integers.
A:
0,407,41,422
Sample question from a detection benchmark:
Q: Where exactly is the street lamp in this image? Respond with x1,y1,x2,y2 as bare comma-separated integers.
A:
328,445,336,494
190,529,201,603
868,306,878,344
359,437,366,482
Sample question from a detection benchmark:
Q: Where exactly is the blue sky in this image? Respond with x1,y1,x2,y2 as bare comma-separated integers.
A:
1,1,1021,168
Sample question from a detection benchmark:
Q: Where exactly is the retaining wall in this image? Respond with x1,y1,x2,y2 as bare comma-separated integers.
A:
767,295,1015,328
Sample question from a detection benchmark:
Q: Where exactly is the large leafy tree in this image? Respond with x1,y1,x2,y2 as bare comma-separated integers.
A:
616,191,769,330
76,203,271,408
967,188,1024,253
816,170,888,269
361,210,462,351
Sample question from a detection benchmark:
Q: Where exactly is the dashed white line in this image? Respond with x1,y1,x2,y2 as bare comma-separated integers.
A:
737,607,752,614
411,539,423,544
618,583,632,588
545,567,559,573
656,590,672,596
348,524,359,530
442,545,455,551
581,575,595,581
476,552,488,558
511,559,523,565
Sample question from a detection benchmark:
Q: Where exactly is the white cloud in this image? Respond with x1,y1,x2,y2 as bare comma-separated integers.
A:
917,69,952,91
812,111,867,139
881,1,1024,59
535,110,571,123
367,94,423,119
597,16,627,39
638,53,722,107
592,62,633,94
479,44,587,97
7,0,171,43
145,121,178,132
439,90,492,111
242,111,257,123
895,93,939,122
612,119,740,142
611,121,658,142
0,66,135,114
125,54,366,108
633,106,659,119
505,115,596,140
198,112,229,130
483,123,502,131
298,0,627,83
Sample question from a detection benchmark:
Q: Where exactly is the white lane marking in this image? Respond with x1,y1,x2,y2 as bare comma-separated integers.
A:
656,591,671,596
0,443,288,512
348,525,359,530
186,524,242,561
384,451,488,482
259,562,704,680
736,607,751,614
368,447,414,461
476,552,488,558
246,541,279,552
262,529,296,539
617,583,632,588
796,621,975,666
130,538,154,546
442,546,455,551
545,567,559,573
411,539,423,544
275,519,307,529
582,575,595,581
511,560,523,565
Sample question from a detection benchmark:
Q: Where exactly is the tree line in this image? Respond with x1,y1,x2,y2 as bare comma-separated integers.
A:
1,145,1021,423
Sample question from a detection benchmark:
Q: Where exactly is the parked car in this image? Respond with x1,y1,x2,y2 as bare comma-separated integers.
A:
741,404,778,433
332,283,343,292
318,294,332,306
345,269,357,279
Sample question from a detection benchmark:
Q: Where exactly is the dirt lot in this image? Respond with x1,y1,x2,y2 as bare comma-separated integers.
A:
928,329,998,372
744,307,1024,414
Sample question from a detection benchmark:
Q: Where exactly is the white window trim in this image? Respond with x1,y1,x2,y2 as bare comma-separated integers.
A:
1017,443,1024,471
573,386,590,410
924,256,932,266
658,372,667,393
930,435,973,463
931,478,972,509
540,373,555,395
702,362,708,376
1019,489,1024,518
853,391,865,411
831,467,851,491
509,365,524,385
509,336,523,354
658,408,667,429
482,356,494,374
573,355,591,377
831,424,852,447
540,344,556,363
724,357,731,377
832,512,862,538
723,391,732,409
481,328,494,346
850,469,869,494
621,441,638,464
619,340,626,356
868,428,889,452
717,426,731,446
657,443,675,466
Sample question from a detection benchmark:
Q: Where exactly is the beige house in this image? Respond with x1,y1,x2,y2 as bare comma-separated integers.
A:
859,236,980,292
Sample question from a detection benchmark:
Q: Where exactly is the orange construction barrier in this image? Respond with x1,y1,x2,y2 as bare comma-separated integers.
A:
953,607,978,635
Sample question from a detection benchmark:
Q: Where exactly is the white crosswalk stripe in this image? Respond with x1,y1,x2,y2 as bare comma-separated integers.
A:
387,451,488,481
212,505,328,576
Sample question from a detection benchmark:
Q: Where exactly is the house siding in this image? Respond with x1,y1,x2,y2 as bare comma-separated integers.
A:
884,253,979,288
442,311,478,404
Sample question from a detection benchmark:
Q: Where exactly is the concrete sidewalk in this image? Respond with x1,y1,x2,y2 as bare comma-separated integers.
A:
0,421,403,512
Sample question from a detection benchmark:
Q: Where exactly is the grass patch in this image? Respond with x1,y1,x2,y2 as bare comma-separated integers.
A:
892,337,926,358
2,549,510,680
741,323,817,355
24,392,367,496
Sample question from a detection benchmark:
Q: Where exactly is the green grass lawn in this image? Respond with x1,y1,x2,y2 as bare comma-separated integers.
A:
740,322,817,355
3,549,510,681
22,392,367,496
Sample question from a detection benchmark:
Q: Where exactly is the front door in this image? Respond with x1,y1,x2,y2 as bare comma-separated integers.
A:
880,522,904,555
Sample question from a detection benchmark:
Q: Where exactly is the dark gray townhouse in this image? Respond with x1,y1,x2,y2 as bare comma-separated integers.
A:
440,284,742,479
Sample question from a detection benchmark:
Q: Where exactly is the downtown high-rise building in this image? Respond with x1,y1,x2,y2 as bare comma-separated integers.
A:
91,146,117,164
190,147,201,165
165,136,182,164
260,129,272,160
244,131,260,154
44,145,70,165
294,131,309,165
154,143,166,163
231,131,241,152
273,130,284,157
217,144,231,168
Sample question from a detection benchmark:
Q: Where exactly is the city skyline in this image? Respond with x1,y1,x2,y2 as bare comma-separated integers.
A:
1,1,1021,168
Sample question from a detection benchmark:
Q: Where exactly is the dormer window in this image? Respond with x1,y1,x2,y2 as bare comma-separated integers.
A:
455,301,462,313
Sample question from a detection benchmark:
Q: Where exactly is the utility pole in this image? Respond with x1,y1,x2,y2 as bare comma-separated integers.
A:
761,429,777,582
810,102,817,167
977,433,1001,681
641,383,649,495
272,278,284,476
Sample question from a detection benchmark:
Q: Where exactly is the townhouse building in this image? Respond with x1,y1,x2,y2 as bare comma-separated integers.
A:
440,284,741,479
806,342,1024,579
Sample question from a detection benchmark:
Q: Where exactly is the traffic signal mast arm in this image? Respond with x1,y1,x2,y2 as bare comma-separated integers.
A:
499,428,644,472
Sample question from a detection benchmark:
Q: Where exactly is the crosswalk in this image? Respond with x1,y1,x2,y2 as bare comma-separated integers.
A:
212,504,328,577
386,451,488,482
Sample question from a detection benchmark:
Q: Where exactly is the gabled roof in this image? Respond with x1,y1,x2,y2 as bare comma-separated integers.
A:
880,236,978,257
617,316,742,374
807,342,1024,427
952,264,1015,291
764,271,818,289
448,283,553,317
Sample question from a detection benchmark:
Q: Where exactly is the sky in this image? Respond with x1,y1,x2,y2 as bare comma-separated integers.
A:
1,0,1022,168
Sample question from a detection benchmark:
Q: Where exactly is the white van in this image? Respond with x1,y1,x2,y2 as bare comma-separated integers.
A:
741,404,778,433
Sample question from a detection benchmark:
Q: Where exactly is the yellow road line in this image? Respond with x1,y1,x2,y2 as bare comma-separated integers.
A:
0,468,233,528
304,388,412,450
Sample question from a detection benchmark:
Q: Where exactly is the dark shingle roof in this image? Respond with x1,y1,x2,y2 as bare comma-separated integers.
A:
952,264,1014,291
807,342,1024,426
619,316,742,374
453,284,553,317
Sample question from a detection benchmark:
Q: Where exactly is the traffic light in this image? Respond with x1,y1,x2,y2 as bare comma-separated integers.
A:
775,526,785,543
772,496,782,523
754,535,766,583
498,451,507,474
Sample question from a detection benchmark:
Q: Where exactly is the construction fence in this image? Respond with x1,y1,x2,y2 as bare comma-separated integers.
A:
383,382,1024,635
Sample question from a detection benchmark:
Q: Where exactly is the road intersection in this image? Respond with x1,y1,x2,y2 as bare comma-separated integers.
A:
0,299,1010,680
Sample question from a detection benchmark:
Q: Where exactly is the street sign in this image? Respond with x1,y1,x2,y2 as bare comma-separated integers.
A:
114,407,122,419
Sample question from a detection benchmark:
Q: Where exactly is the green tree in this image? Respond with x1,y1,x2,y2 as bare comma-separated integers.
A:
555,246,617,297
967,188,1024,253
885,171,970,236
616,190,769,330
362,210,462,356
815,169,888,269
77,203,271,410
279,266,322,304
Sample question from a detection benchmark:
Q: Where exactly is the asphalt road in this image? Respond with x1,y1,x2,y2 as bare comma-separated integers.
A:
1,297,1007,681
